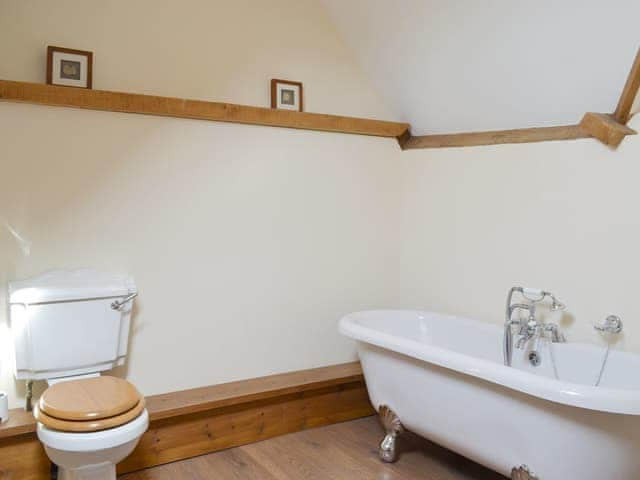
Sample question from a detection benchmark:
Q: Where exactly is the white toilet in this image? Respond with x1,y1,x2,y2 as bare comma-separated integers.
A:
9,270,149,480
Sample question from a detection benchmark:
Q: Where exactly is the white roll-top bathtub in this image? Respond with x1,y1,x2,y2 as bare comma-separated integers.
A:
340,310,640,480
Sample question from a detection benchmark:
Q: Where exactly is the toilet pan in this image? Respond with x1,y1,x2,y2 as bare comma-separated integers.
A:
34,376,148,480
38,411,149,479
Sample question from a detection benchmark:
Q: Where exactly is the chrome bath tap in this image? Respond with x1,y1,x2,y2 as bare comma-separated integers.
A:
504,287,566,367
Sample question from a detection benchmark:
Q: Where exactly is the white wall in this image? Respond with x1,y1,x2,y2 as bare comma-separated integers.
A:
0,0,399,408
397,115,640,352
321,0,640,134
0,0,391,119
320,0,640,358
1,0,639,413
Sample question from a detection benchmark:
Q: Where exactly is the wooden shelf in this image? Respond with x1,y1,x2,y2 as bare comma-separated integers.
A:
0,407,36,439
0,79,409,139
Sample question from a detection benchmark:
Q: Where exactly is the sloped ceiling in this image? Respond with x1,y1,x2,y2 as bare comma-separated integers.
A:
320,0,640,135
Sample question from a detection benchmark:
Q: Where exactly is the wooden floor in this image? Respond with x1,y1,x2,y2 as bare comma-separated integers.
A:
120,416,506,479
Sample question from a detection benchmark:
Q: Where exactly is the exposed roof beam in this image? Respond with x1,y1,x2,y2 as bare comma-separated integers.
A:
613,48,640,125
396,128,412,149
580,48,639,149
400,125,589,150
580,112,637,148
402,46,640,151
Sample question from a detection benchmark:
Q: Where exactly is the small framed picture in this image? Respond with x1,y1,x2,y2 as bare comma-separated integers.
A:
271,79,303,112
47,46,93,89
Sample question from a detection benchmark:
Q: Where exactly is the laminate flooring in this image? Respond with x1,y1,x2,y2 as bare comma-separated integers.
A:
120,416,507,480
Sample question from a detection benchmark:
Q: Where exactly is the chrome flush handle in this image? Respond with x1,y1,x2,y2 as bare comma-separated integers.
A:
111,292,138,310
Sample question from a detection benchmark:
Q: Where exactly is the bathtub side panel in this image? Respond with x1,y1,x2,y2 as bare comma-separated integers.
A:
358,343,640,480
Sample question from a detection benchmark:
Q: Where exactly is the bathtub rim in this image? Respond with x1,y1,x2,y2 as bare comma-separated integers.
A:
339,310,640,415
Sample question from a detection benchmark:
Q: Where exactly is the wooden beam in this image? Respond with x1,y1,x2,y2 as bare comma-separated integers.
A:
402,125,590,149
580,112,637,148
613,48,640,125
0,80,409,138
0,363,373,480
396,128,412,150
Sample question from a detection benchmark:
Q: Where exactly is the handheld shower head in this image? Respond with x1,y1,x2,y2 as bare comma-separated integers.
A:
522,287,545,302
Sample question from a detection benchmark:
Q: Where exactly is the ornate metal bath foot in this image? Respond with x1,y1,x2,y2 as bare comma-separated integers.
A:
511,465,539,480
378,405,404,463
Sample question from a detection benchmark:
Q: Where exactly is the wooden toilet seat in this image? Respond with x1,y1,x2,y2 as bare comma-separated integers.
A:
34,376,145,433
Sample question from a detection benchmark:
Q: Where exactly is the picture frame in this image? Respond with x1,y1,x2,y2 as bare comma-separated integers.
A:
47,46,93,89
271,79,303,112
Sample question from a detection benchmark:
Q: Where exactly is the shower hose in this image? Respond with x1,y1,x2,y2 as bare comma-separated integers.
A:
548,337,611,387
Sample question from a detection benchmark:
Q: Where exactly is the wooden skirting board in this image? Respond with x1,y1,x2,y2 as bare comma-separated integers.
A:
0,79,409,139
0,362,374,480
